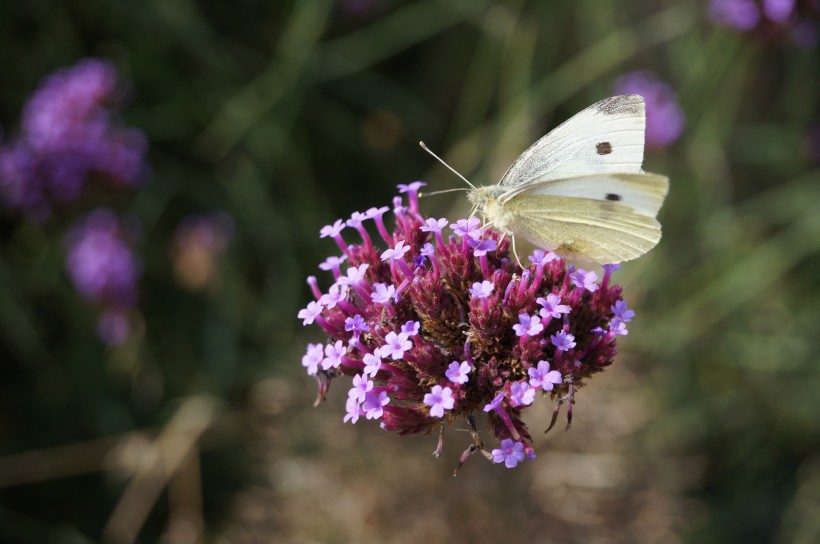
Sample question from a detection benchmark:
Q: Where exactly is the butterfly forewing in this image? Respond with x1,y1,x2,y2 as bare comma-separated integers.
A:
498,95,646,191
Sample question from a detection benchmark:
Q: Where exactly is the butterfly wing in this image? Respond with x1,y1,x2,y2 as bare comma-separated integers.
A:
498,95,646,194
501,173,668,263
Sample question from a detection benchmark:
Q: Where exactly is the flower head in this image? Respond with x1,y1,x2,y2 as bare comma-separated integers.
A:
537,293,571,319
512,313,544,337
551,331,576,352
0,59,147,218
371,283,396,304
492,439,526,469
445,360,472,385
570,269,600,292
469,280,494,299
298,301,324,325
528,360,562,392
299,185,635,470
420,218,449,233
423,385,455,418
450,217,482,239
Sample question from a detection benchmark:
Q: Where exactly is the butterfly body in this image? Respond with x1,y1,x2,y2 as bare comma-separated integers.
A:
462,95,670,264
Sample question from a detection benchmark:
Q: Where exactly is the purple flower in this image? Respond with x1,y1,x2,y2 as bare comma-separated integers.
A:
483,392,505,413
420,243,435,258
528,249,557,266
322,340,346,370
491,439,526,469
320,283,349,309
469,280,494,299
344,396,363,424
319,255,347,271
302,343,324,376
371,283,396,304
420,218,449,233
469,237,498,257
380,240,411,261
320,219,346,238
0,59,147,217
709,0,761,30
381,331,412,360
298,300,324,325
762,0,795,22
337,264,369,286
345,314,369,337
611,300,635,323
423,385,455,418
445,360,472,385
571,268,599,292
346,211,368,228
398,181,426,194
509,381,535,407
613,71,685,149
65,209,140,308
362,351,383,377
349,374,374,404
513,313,544,337
365,206,389,219
528,361,562,392
401,320,420,336
363,390,390,419
450,217,482,239
610,319,629,336
537,293,571,319
551,331,576,352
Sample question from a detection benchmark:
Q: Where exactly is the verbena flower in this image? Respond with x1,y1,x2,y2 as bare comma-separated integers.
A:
613,71,685,149
299,184,635,470
0,59,147,219
65,208,141,345
708,0,819,47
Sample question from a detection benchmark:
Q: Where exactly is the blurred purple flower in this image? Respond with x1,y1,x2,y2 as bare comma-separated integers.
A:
65,208,140,308
709,0,762,30
613,71,685,149
65,209,141,345
0,59,148,218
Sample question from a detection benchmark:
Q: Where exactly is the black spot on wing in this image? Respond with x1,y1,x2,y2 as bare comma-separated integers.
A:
605,193,622,202
596,142,612,155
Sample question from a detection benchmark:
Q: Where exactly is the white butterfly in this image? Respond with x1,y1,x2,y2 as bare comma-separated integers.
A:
422,95,669,264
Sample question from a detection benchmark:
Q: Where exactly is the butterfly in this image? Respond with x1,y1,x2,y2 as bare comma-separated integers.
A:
421,95,669,264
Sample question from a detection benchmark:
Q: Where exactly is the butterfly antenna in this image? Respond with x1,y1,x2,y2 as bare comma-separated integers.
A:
419,141,476,190
420,187,471,198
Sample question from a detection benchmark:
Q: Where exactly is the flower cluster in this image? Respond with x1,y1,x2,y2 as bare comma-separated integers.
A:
65,209,142,346
613,71,685,150
708,0,819,47
298,183,636,470
0,59,147,219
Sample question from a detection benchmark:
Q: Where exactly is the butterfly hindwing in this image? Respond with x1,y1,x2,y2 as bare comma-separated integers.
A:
503,192,662,263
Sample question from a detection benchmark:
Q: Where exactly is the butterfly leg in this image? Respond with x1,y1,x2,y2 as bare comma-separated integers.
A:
512,236,523,268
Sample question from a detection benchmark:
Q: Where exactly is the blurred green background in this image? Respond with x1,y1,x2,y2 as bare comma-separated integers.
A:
1,0,819,542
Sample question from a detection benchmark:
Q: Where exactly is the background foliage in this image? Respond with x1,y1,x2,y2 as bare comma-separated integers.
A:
1,0,819,542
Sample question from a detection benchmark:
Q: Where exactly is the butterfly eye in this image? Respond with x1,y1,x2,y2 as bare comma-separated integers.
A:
605,193,622,202
596,142,612,155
